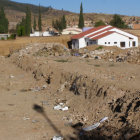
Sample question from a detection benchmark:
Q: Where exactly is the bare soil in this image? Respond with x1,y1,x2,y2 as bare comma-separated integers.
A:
0,43,139,140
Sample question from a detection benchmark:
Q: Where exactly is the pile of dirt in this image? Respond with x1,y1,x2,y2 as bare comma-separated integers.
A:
78,46,140,64
34,43,70,57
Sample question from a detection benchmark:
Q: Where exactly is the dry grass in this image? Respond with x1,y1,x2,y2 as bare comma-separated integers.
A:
0,35,72,56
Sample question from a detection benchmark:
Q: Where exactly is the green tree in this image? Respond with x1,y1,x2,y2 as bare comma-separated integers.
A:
38,5,42,31
61,15,66,29
33,16,36,30
16,17,26,36
78,3,84,29
0,7,9,33
110,14,128,29
25,7,31,36
95,20,106,27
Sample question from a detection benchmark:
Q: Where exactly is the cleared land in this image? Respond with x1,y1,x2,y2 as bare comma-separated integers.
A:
0,31,140,139
0,35,72,56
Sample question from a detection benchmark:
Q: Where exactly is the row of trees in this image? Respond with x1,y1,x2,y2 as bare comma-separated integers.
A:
16,5,42,36
52,15,66,31
0,3,129,36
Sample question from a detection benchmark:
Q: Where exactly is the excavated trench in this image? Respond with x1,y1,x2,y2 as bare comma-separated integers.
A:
10,48,140,140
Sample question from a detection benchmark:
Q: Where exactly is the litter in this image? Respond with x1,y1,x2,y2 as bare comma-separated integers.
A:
53,136,63,140
23,117,30,121
99,117,108,123
54,103,68,111
83,122,100,131
10,75,15,78
83,117,108,131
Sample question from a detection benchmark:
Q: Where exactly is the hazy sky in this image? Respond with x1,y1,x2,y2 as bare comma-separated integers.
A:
11,0,140,16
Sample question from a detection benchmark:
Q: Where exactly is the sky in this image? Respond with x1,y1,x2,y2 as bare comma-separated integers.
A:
11,0,140,16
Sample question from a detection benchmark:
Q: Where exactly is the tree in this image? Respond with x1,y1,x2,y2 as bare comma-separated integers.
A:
52,15,67,32
16,17,26,36
78,2,84,29
25,7,31,36
110,14,128,29
33,16,36,30
38,5,42,31
0,7,9,33
61,15,66,29
95,20,106,27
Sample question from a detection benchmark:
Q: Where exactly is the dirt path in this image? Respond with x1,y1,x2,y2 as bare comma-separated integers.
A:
0,57,73,140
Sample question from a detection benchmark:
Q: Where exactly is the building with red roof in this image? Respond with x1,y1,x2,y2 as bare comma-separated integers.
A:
71,25,138,49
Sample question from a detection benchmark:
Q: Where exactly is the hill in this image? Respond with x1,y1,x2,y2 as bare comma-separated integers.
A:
1,0,140,30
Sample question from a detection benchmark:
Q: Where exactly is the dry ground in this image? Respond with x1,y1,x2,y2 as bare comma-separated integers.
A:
0,35,72,56
0,35,140,140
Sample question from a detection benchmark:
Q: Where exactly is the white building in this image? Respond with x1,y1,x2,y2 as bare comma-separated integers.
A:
30,31,54,37
30,31,43,37
71,25,138,49
62,27,82,35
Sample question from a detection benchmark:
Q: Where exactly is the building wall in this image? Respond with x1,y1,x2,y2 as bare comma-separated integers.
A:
72,39,79,49
110,28,138,47
79,37,87,48
0,34,9,40
98,33,131,49
62,30,81,35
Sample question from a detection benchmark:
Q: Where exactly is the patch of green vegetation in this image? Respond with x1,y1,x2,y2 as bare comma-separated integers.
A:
109,63,115,67
55,59,69,63
95,46,103,50
94,64,100,67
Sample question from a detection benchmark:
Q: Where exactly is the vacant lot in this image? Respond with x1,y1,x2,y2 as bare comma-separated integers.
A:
0,35,72,56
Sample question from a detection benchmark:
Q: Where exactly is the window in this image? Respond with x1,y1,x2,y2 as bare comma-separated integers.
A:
114,42,117,44
120,42,125,47
133,41,136,47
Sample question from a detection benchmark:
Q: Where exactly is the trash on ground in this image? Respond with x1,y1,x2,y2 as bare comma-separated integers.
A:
10,75,15,78
83,116,108,131
32,120,39,123
54,103,68,111
23,117,30,121
83,122,100,131
52,136,63,140
99,117,108,123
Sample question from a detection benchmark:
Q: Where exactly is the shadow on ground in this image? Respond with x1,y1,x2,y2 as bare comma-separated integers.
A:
33,104,140,140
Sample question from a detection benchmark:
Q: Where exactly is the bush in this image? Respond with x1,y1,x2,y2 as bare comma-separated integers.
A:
95,20,106,27
95,46,103,50
9,34,16,39
1,37,5,40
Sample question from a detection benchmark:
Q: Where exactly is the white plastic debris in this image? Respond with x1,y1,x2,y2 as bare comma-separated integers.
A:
99,117,108,123
54,105,62,110
53,103,68,111
83,122,100,131
10,75,15,78
83,117,108,131
61,106,69,111
23,117,30,121
53,136,63,140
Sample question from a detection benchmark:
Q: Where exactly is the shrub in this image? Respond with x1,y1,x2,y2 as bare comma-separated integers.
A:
95,46,103,50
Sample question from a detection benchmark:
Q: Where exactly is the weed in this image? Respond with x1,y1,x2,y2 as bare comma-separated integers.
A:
55,59,69,63
94,64,100,67
95,46,103,50
109,63,115,67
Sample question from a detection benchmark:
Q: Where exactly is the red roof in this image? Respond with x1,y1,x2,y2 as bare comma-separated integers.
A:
71,25,108,39
87,27,114,38
91,31,115,40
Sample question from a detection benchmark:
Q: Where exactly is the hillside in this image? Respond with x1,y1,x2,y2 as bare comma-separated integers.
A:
1,0,140,30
